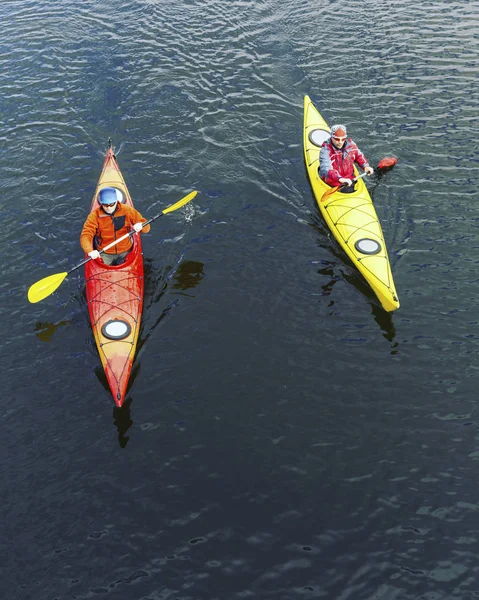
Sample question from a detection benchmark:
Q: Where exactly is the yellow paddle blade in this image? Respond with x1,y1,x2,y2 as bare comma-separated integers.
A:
28,272,68,303
162,190,197,215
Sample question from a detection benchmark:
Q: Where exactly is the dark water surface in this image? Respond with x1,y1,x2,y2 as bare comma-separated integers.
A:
2,0,479,598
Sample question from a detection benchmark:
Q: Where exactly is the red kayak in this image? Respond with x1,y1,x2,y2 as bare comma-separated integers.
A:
84,142,144,406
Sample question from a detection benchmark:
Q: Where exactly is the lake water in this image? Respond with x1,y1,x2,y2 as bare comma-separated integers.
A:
2,1,479,599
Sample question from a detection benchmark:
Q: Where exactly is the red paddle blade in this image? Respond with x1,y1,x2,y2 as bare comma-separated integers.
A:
377,157,398,170
321,185,340,202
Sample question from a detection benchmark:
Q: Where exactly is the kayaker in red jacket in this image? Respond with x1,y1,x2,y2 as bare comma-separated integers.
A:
319,124,374,191
80,187,151,266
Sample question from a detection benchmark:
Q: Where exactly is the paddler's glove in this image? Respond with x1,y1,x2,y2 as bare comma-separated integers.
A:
88,250,101,260
133,222,143,233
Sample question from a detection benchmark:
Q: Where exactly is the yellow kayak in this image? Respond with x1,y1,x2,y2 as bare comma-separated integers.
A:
303,95,400,312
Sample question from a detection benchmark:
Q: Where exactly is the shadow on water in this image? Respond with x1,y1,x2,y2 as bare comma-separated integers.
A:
90,257,206,439
172,260,204,295
311,217,398,353
95,363,139,447
316,263,341,307
370,303,398,352
342,268,398,350
141,258,205,344
113,397,133,448
144,257,204,299
34,320,71,342
139,258,171,348
143,257,162,305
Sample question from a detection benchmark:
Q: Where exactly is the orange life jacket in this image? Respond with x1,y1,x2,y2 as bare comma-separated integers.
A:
80,203,150,255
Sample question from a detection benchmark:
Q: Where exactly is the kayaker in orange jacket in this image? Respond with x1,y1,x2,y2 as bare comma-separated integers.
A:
319,124,374,191
80,187,151,266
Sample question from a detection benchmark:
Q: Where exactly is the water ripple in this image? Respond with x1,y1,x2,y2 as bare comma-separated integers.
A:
2,1,479,599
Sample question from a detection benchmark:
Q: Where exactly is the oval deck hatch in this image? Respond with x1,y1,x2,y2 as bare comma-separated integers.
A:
309,129,330,147
355,238,381,255
101,319,131,340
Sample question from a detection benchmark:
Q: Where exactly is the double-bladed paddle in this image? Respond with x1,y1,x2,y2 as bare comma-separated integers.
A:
28,190,198,303
320,157,398,203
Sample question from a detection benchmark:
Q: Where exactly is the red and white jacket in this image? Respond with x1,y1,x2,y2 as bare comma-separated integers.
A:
319,138,370,187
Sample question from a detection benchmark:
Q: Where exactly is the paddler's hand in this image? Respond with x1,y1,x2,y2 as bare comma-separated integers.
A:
88,250,100,260
364,165,374,176
133,222,143,233
339,177,353,186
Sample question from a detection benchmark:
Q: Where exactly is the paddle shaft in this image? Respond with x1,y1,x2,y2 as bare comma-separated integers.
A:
321,171,368,202
28,191,197,303
67,229,139,275
69,208,176,276
341,171,367,188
